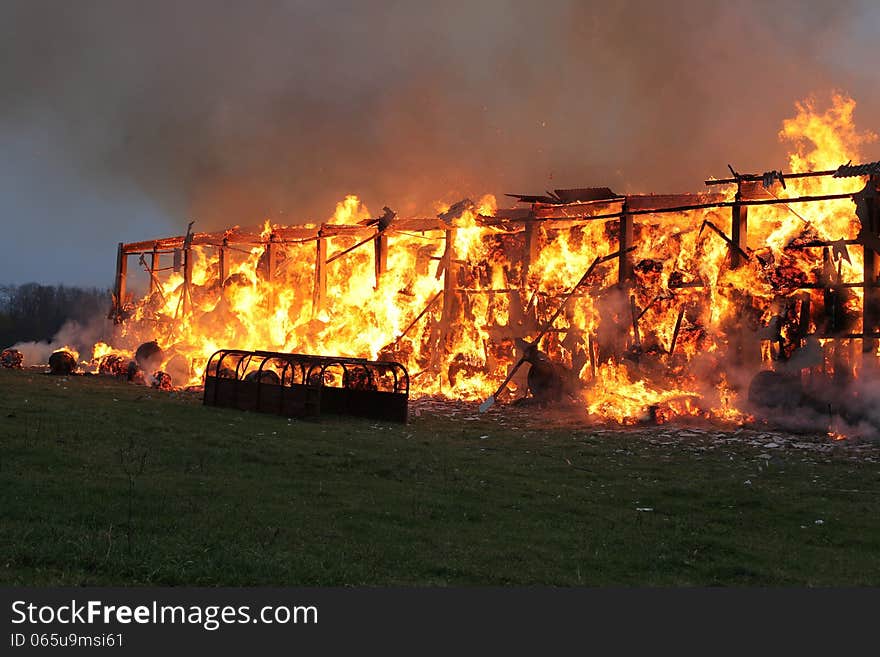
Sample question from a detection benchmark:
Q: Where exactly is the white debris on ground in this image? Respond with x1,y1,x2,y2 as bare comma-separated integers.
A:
408,396,880,462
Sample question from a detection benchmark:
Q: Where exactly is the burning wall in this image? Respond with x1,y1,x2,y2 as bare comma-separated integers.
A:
89,95,880,425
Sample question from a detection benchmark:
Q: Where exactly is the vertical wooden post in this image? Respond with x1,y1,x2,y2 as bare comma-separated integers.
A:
859,176,880,355
731,183,749,269
727,182,757,371
263,234,279,310
218,239,229,287
149,244,160,295
618,201,633,284
425,228,460,383
112,242,127,320
262,238,277,282
509,217,539,331
441,228,458,330
182,241,193,315
374,232,388,288
863,246,877,355
522,218,539,288
313,229,327,316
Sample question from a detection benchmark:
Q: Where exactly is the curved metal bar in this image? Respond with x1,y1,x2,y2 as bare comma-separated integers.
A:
203,348,410,422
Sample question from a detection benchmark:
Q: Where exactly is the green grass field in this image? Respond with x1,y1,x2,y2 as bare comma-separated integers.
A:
2,368,879,586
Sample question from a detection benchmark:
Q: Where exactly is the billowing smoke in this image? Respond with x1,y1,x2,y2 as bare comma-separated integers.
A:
1,0,879,274
10,316,111,365
5,1,880,435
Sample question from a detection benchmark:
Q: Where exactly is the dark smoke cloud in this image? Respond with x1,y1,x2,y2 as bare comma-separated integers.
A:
1,0,878,284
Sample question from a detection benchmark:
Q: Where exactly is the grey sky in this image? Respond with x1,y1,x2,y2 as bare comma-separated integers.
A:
1,0,878,287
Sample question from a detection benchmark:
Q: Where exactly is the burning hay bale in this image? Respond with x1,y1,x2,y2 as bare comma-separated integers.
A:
343,365,377,391
515,338,580,405
218,367,237,379
98,354,128,377
48,350,77,375
152,371,173,390
1,349,23,369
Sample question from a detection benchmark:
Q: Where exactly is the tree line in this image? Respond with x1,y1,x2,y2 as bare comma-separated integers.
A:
0,283,110,348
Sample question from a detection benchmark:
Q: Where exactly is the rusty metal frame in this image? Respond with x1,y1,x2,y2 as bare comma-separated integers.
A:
203,349,410,423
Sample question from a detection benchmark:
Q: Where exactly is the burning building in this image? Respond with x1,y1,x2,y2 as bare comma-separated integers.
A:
90,96,880,428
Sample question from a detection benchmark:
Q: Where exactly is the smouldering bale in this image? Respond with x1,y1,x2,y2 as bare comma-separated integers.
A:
1,349,24,369
48,350,77,375
343,365,377,391
164,353,191,386
127,361,146,385
134,341,163,372
98,354,128,377
152,371,173,391
515,338,580,404
243,369,281,385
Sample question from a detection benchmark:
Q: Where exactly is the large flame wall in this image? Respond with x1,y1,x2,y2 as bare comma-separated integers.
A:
93,95,878,423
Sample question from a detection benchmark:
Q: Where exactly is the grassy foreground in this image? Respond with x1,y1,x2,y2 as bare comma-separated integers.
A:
1,368,879,586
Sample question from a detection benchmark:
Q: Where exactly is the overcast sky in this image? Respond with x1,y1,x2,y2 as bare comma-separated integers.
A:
1,0,878,287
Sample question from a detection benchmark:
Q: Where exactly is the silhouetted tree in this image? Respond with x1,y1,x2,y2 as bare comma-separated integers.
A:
0,283,110,347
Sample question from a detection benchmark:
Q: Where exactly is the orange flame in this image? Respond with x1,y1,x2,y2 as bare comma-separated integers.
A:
94,94,876,427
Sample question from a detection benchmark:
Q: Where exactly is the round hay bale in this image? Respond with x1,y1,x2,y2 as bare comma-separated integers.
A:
48,350,77,375
217,367,237,379
127,361,146,385
164,353,191,386
98,354,127,377
1,349,24,369
134,341,163,371
244,369,281,385
152,371,173,390
343,365,376,391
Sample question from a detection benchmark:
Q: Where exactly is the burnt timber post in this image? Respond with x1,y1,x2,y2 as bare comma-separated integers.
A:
512,217,540,331
112,242,127,320
618,200,633,284
440,228,459,338
262,234,277,281
374,232,388,288
731,182,749,268
729,181,756,369
426,227,459,384
522,218,539,288
218,238,229,287
262,233,279,309
373,207,395,288
180,221,195,316
149,244,160,295
858,175,880,355
313,228,328,316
